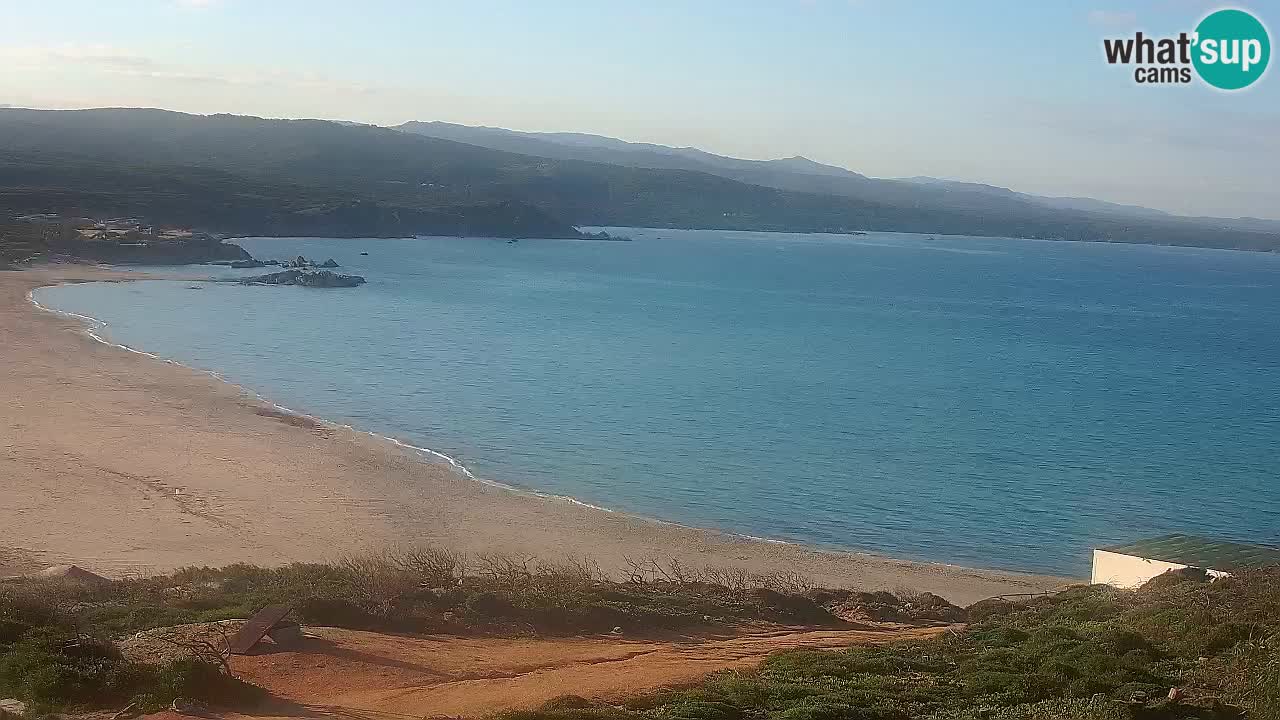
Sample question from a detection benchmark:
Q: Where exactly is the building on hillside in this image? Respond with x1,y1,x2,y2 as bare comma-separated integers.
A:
1092,534,1280,589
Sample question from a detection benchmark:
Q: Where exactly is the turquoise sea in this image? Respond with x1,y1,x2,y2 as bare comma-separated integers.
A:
35,229,1280,577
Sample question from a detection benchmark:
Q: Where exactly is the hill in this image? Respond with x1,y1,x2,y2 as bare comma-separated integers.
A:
1,108,1277,249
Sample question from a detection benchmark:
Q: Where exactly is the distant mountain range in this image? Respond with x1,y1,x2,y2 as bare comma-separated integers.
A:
898,176,1172,219
0,107,1276,249
396,120,1280,238
398,120,870,181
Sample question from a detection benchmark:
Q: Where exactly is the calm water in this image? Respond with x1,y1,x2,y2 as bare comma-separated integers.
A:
36,229,1280,576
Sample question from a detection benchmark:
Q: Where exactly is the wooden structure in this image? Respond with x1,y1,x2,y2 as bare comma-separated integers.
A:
227,604,301,654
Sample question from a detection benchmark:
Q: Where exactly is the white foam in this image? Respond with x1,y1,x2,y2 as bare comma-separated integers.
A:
26,284,625,513
735,533,792,545
28,282,801,547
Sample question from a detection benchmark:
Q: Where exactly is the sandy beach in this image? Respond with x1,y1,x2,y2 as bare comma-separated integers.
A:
1,265,1069,604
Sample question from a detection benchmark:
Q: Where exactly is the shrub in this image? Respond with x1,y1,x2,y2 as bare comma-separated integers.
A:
1090,627,1152,656
1139,567,1210,591
0,591,60,644
465,591,516,618
971,625,1029,649
965,597,1019,622
298,596,378,628
0,627,132,707
0,624,254,712
133,658,263,710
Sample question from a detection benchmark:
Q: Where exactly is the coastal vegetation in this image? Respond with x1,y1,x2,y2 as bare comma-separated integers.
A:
2,108,1279,250
2,549,1276,717
1,551,848,645
0,221,249,267
0,550,854,712
511,569,1279,720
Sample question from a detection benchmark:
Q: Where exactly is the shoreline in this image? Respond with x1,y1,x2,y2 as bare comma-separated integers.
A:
27,277,1001,569
2,265,1072,604
29,285,707,528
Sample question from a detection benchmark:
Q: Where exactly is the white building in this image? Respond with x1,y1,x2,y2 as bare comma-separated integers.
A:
1092,534,1280,589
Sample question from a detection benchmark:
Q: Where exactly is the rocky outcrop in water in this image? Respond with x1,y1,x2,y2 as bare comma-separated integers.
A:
239,269,367,288
279,256,340,268
578,230,633,241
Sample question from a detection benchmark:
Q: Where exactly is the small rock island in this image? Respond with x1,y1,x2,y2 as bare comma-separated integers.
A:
238,269,367,288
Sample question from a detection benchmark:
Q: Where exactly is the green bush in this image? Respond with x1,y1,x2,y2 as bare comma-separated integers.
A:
0,627,133,707
131,658,263,711
0,622,256,712
298,595,379,629
465,591,518,618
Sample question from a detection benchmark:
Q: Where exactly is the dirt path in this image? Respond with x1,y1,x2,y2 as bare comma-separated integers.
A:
185,624,945,719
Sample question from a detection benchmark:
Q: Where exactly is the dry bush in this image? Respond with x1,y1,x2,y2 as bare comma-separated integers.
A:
333,545,469,617
532,556,601,590
466,553,600,596
337,551,424,618
622,557,814,595
473,553,538,592
395,546,466,588
622,557,670,584
4,546,839,642
752,570,814,595
892,585,927,604
696,566,757,592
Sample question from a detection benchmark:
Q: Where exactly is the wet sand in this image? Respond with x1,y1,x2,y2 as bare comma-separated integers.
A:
0,266,1070,604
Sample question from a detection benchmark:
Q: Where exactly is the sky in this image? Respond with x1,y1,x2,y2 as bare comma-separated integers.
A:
1,0,1277,219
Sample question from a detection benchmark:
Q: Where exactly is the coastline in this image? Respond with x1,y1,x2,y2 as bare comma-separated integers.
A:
2,265,1072,604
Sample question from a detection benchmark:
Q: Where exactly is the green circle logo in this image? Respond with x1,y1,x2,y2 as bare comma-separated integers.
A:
1193,9,1270,90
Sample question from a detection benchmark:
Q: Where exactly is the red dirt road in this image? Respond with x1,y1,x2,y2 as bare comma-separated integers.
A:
172,624,947,719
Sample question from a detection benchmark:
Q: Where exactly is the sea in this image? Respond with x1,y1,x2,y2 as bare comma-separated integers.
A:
33,228,1280,577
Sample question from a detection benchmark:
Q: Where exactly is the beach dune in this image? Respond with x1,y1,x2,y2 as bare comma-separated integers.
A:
1,267,1067,604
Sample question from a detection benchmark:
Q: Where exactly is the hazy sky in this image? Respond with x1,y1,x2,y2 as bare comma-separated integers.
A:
2,0,1277,219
